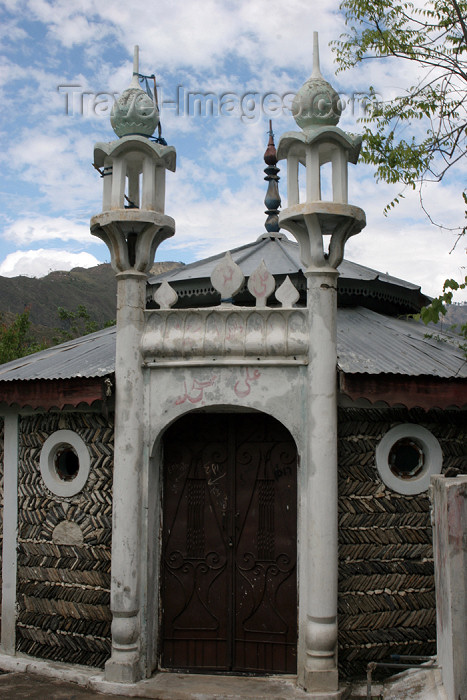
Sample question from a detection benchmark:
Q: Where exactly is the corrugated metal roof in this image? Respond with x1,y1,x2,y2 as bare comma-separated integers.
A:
0,326,115,383
337,307,467,378
0,309,465,384
150,234,300,280
147,233,429,314
149,233,422,291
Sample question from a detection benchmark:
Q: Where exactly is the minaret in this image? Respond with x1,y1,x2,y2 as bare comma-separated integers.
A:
277,33,366,695
90,47,176,684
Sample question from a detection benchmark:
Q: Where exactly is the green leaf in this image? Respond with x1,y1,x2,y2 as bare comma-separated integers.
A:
332,0,466,231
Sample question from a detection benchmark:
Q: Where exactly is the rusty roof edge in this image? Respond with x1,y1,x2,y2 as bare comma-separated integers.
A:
0,376,112,412
338,370,467,410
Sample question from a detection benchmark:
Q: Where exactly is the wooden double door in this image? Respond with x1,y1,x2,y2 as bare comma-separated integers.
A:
161,412,297,674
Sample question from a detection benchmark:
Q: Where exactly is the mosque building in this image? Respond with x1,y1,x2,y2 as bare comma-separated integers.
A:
0,38,465,699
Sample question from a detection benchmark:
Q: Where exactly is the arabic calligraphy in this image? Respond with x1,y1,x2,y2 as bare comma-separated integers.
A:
234,367,261,398
251,269,270,298
175,375,218,405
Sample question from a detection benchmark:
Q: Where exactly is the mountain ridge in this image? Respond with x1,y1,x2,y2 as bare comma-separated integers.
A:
0,261,465,344
0,261,182,343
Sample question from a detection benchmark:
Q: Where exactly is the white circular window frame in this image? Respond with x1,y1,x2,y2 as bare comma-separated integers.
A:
375,424,442,495
40,430,91,497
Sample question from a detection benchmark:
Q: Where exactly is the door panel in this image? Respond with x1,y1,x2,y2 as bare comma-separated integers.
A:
161,413,297,673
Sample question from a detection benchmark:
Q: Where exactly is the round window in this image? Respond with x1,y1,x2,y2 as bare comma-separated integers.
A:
55,447,80,481
376,424,442,495
388,438,424,479
40,430,90,497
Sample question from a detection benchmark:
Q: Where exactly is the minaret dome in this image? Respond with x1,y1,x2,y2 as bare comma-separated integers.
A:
292,32,342,131
110,45,159,138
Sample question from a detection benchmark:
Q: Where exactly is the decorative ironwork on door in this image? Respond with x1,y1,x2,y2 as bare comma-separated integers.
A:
161,412,297,673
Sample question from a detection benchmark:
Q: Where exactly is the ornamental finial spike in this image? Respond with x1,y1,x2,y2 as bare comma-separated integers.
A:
264,119,278,166
292,31,341,130
263,121,281,234
311,31,322,79
131,45,140,87
133,45,139,74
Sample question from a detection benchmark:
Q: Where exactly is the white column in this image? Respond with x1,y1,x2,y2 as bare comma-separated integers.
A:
154,167,166,214
141,156,156,211
287,155,300,206
331,148,348,204
111,157,127,210
103,157,113,211
1,414,19,655
127,166,141,209
303,269,340,695
141,157,156,211
105,271,146,683
306,146,321,202
431,475,467,700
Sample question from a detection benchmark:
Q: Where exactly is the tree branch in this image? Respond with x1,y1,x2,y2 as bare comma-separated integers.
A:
451,0,467,47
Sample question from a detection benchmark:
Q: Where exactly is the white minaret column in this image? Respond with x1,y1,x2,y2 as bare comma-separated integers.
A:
304,243,340,694
277,33,366,696
91,47,176,683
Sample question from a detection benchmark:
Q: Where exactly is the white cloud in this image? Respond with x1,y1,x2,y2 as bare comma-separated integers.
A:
346,220,467,302
25,0,112,48
0,19,27,46
22,0,342,74
342,162,467,300
0,248,100,277
0,0,464,305
6,130,102,215
165,168,269,261
2,216,90,244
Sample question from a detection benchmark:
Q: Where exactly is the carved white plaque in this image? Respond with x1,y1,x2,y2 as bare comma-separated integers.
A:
211,251,245,302
248,260,275,308
276,275,300,307
154,280,178,309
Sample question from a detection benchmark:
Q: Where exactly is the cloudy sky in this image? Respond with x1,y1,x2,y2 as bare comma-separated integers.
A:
0,0,465,299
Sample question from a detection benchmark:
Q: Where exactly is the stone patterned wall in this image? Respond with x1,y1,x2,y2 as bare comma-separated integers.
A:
0,418,3,620
16,412,114,668
337,406,467,679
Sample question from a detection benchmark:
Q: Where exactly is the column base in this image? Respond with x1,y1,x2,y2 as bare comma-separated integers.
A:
303,668,339,694
105,653,141,683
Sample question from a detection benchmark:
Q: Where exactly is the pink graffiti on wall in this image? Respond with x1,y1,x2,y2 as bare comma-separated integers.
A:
175,375,217,405
234,368,261,398
250,270,270,300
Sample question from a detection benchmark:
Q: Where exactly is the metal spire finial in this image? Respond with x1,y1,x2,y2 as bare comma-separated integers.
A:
130,45,140,88
264,119,278,166
133,45,139,74
263,120,281,234
311,31,322,79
